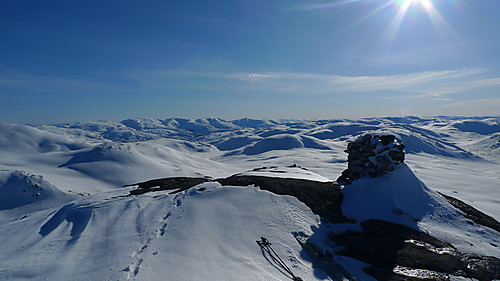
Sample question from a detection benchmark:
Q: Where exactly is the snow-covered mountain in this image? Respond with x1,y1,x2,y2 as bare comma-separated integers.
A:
0,116,499,280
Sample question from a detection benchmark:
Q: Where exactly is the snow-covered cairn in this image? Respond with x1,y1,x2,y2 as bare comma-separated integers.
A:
336,134,405,184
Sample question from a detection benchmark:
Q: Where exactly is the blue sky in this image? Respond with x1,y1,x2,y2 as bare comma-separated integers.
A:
1,0,499,124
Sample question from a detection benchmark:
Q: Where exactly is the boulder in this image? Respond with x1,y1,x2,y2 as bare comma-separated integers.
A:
337,134,405,184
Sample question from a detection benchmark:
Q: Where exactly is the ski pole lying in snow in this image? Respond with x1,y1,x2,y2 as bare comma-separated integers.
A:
256,237,303,281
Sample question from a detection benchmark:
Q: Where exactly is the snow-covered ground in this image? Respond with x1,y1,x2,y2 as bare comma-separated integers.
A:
0,116,499,280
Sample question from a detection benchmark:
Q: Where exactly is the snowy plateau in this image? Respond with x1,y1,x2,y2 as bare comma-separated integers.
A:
0,116,499,281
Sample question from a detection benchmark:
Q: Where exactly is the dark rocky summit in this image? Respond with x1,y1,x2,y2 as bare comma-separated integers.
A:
337,134,405,185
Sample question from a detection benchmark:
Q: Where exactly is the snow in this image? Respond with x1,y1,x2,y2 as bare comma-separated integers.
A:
0,184,323,281
237,165,332,182
0,116,499,280
341,164,440,227
0,170,77,224
341,164,500,257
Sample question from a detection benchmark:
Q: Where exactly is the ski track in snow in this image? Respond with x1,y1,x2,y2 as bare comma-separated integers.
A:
124,193,186,280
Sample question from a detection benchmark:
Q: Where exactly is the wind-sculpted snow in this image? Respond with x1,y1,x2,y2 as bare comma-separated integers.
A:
39,203,92,242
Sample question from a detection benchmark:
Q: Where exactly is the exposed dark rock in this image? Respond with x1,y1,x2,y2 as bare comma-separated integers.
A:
337,134,405,184
331,220,500,281
125,177,210,195
124,174,349,224
439,192,500,233
217,175,349,223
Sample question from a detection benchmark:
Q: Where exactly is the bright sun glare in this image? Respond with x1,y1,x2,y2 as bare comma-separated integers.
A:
382,0,461,49
336,0,460,51
400,0,433,11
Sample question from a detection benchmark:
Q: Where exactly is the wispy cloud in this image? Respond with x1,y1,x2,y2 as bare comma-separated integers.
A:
154,70,276,81
293,0,363,11
7,65,498,103
358,45,469,67
442,97,500,108
144,68,498,99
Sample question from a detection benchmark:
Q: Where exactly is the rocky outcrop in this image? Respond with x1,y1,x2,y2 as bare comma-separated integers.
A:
331,220,500,281
337,134,405,184
125,166,500,281
439,192,500,233
217,175,348,223
125,177,210,195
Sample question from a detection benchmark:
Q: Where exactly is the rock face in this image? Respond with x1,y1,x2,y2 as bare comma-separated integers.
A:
331,220,500,281
337,134,405,184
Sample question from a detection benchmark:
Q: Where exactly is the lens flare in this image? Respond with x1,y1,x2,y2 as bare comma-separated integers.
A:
397,0,434,11
307,0,461,53
383,0,462,49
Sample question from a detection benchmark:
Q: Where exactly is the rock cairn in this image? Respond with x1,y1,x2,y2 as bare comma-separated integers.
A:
336,134,405,185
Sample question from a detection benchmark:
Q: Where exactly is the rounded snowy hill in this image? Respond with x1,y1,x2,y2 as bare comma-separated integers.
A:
0,170,77,224
0,123,88,153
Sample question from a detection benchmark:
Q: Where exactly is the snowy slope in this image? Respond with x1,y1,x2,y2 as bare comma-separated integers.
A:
0,123,88,153
341,164,499,258
0,170,77,224
0,183,323,281
0,116,499,280
237,165,332,182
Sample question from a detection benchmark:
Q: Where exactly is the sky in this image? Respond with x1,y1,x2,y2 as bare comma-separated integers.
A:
1,0,500,124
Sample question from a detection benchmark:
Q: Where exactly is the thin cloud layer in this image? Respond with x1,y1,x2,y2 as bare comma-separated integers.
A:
144,68,498,99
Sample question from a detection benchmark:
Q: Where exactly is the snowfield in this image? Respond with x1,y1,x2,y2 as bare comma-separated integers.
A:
0,116,499,280
0,184,322,281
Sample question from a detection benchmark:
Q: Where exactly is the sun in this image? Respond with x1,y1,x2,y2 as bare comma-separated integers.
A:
335,0,460,51
382,0,446,48
398,0,434,11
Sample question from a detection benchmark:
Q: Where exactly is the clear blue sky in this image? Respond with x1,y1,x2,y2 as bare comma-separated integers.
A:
1,0,499,124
